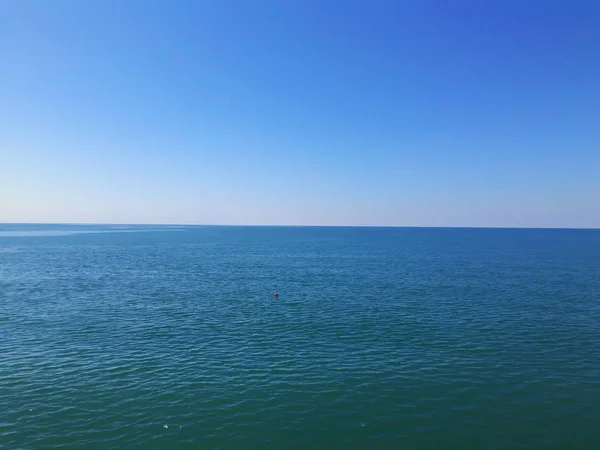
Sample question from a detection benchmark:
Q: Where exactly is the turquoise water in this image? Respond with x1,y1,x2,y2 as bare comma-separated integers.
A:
1,224,599,449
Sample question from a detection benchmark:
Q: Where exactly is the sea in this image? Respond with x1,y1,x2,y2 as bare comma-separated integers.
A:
1,224,599,449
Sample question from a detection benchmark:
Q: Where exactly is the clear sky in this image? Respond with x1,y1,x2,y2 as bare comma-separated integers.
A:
2,0,599,227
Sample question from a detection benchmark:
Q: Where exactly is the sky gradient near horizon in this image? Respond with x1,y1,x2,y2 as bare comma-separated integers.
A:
2,0,599,227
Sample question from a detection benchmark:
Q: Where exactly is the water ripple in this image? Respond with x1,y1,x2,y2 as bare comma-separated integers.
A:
1,226,600,448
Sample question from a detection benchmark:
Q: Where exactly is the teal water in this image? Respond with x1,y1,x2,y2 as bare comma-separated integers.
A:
1,224,599,449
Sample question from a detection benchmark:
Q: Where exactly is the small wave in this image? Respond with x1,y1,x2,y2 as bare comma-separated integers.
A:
0,246,23,253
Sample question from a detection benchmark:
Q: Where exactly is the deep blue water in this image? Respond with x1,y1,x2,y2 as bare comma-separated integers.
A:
1,224,600,449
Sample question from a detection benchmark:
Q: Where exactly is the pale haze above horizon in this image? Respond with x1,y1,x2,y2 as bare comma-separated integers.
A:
2,1,599,228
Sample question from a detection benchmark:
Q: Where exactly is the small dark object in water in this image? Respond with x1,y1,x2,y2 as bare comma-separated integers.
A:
274,292,279,298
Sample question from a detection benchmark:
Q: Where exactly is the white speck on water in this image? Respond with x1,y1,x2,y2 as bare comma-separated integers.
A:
164,425,168,429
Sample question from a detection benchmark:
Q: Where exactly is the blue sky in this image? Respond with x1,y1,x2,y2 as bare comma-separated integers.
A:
2,0,599,227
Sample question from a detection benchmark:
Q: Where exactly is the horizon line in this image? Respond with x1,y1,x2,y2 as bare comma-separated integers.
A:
1,222,599,231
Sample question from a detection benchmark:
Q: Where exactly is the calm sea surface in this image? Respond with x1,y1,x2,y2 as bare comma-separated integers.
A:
1,224,599,449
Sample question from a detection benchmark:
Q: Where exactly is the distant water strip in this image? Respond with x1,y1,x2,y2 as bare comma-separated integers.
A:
0,227,186,238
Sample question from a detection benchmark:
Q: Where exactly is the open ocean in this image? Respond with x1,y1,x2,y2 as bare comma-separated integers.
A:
1,224,599,449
